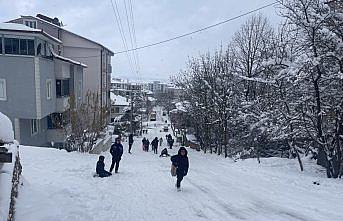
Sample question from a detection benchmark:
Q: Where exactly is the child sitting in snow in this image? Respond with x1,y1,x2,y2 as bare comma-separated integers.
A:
159,148,170,157
96,155,112,178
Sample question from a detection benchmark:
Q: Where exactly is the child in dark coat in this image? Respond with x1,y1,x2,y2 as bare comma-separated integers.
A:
151,137,159,154
110,137,124,173
171,147,189,190
159,148,170,157
96,155,112,178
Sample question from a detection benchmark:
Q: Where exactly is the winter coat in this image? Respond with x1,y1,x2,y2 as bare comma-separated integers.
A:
171,147,189,176
96,160,105,174
129,134,134,144
152,138,159,148
110,143,124,160
160,148,169,156
168,139,174,146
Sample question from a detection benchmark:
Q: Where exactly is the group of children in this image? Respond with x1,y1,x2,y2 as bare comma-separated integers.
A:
95,133,189,190
95,137,124,178
141,136,165,153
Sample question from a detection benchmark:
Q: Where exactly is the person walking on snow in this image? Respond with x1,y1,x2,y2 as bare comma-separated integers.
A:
142,137,147,151
171,147,189,191
159,137,163,146
96,155,112,177
152,137,159,154
110,137,124,173
168,138,174,149
146,139,150,152
128,134,134,154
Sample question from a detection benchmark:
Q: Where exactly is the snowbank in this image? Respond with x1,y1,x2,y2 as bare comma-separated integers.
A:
0,112,14,143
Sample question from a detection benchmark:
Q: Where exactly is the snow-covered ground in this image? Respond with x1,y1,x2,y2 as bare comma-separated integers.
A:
15,107,343,221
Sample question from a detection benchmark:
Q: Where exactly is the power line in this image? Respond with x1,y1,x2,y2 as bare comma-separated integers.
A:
69,1,278,58
128,0,141,79
112,1,278,55
124,0,140,79
110,0,136,75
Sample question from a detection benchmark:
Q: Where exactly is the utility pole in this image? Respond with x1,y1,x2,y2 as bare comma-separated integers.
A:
130,90,134,135
140,112,143,136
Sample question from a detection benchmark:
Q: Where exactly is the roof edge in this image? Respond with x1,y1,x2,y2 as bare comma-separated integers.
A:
19,15,114,55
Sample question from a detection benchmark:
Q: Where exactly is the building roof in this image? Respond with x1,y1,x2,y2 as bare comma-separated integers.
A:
15,15,114,55
0,23,62,44
0,22,40,31
111,78,126,84
110,93,130,106
49,45,87,67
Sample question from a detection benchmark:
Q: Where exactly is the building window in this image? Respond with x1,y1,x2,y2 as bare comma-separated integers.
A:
0,38,2,54
46,79,52,99
31,119,39,135
56,79,70,97
0,79,6,101
4,38,34,55
5,38,19,54
24,20,37,29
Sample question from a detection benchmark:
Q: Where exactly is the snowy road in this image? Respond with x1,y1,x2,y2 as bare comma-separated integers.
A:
16,107,343,221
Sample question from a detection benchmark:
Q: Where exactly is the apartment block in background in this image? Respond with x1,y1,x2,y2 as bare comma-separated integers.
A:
0,23,85,147
9,14,114,112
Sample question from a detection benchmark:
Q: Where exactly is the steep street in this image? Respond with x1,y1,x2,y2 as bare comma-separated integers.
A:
15,107,343,221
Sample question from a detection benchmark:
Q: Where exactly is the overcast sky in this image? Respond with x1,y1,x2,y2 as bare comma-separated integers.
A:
0,0,282,82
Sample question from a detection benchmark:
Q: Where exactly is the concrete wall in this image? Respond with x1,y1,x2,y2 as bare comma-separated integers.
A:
0,56,37,119
39,58,56,118
47,128,65,144
11,18,60,39
73,65,83,104
61,31,112,108
63,46,101,98
55,59,71,79
36,19,60,39
19,117,49,147
0,56,56,120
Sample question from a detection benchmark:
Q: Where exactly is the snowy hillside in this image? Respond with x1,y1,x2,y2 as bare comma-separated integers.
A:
15,108,343,221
